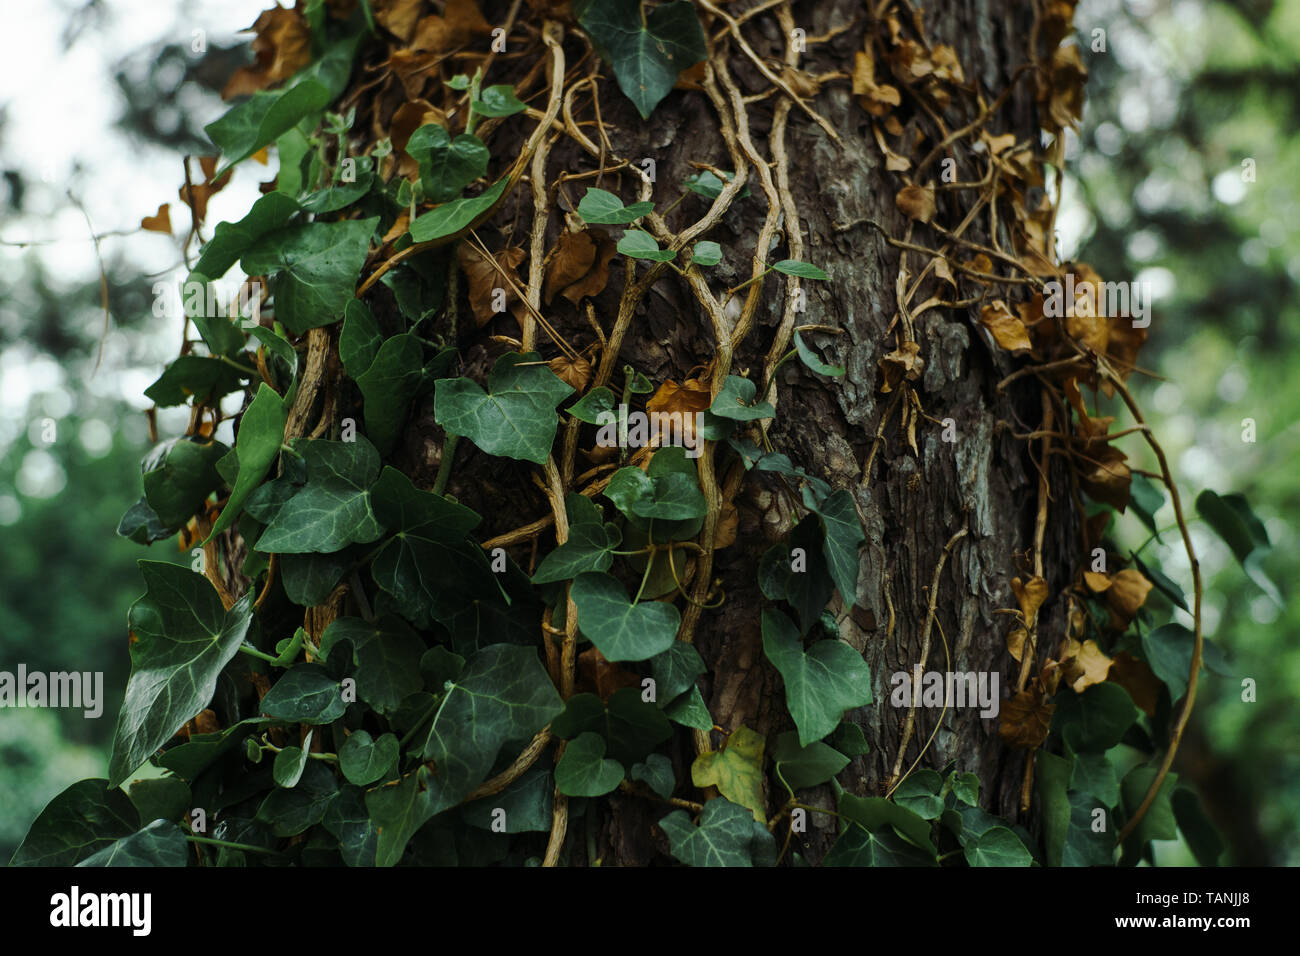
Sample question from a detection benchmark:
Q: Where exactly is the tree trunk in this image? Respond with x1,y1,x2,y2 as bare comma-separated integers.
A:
393,0,1080,865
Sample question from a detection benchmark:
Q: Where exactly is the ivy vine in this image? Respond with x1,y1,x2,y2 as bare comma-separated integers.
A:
11,0,1265,870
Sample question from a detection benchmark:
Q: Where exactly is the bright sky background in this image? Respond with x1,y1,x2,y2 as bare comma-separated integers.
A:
0,0,268,436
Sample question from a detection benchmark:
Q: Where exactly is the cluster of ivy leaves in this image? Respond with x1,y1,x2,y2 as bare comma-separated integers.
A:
1027,479,1273,868
10,0,1257,869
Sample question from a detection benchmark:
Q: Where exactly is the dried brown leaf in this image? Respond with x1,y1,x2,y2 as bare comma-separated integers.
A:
222,6,312,99
548,353,592,392
895,183,935,222
1107,652,1161,716
141,203,172,234
457,244,525,327
980,302,1033,353
999,687,1054,749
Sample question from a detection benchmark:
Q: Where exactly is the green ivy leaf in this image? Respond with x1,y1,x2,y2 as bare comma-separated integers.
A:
892,769,945,820
366,770,429,867
409,176,509,242
963,826,1034,867
773,259,829,280
568,385,616,424
339,298,383,378
435,351,574,464
275,126,311,197
804,487,863,607
648,641,706,706
570,571,680,662
1036,750,1070,866
550,689,672,767
1034,750,1115,867
556,732,625,797
947,771,980,806
155,717,271,782
256,436,384,553
339,730,399,786
300,163,375,213
691,726,767,822
829,721,870,758
257,759,338,837
664,684,712,730
460,764,551,832
416,644,564,816
836,791,937,859
206,383,286,542
273,733,312,788
259,663,347,724
144,356,246,408
280,551,350,606
323,785,379,866
368,467,497,628
1172,786,1223,866
758,516,835,634
1052,683,1138,753
117,496,173,545
9,779,139,866
823,820,936,866
754,450,831,500
576,0,707,119
605,465,707,522
691,240,722,266
793,329,845,377
352,616,426,715
617,228,676,261
658,797,772,867
682,169,748,200
533,518,621,584
1128,473,1165,537
761,609,872,747
1121,764,1179,849
108,562,254,787
1070,751,1120,807
241,217,378,336
75,820,190,867
472,84,528,117
1195,489,1260,564
1196,490,1281,606
576,187,654,225
460,766,554,833
630,754,675,800
141,436,229,529
710,375,774,421
407,124,489,203
1132,552,1188,611
206,81,332,174
1141,622,1195,702
128,776,191,826
770,730,848,793
191,192,299,282
383,253,450,324
356,333,424,455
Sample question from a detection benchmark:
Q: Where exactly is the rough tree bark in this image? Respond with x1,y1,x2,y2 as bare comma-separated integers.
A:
348,0,1081,865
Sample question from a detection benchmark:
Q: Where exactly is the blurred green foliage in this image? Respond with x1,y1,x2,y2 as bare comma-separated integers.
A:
1076,0,1299,863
